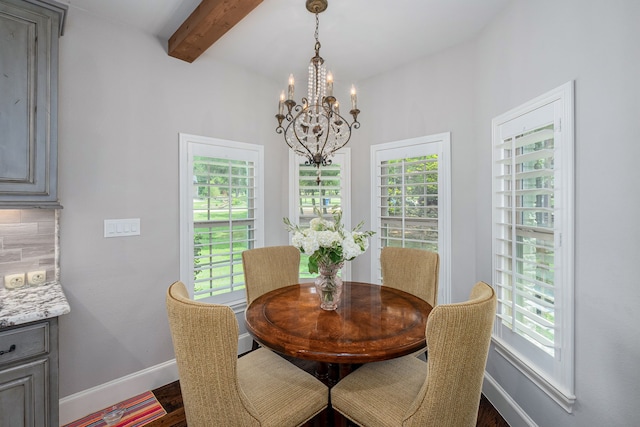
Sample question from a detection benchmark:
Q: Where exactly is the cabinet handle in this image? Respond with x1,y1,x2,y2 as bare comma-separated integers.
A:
0,344,16,356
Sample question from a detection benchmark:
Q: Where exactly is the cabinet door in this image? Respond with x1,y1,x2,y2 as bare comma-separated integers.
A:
0,358,47,427
0,0,62,207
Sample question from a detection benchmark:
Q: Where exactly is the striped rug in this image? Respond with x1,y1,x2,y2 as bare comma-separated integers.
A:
63,391,167,427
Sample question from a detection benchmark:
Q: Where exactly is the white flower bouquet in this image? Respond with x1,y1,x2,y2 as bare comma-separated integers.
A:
284,208,375,274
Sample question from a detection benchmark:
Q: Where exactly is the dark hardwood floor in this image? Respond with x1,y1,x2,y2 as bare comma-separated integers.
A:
146,355,509,427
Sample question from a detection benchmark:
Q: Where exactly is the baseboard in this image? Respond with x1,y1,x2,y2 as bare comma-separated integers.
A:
59,333,254,426
238,332,254,354
483,372,538,427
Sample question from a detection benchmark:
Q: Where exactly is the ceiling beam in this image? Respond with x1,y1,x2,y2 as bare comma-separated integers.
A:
168,0,263,63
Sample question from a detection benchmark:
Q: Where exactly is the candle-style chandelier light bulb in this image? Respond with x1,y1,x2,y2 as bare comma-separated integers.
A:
275,0,360,184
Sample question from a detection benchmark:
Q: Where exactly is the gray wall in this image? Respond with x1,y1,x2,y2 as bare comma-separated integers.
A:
353,0,639,425
55,0,639,425
351,39,479,306
475,1,640,425
57,8,287,397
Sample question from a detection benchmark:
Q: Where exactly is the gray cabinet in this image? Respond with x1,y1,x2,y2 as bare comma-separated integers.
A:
0,318,59,427
0,0,66,208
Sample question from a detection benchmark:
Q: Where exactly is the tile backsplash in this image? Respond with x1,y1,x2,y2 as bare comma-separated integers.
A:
0,209,59,286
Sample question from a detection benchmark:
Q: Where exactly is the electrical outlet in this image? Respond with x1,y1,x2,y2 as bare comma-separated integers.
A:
4,273,25,289
27,270,47,286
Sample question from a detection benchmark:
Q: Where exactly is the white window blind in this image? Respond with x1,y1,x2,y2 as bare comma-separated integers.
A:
288,149,350,280
180,134,264,306
371,134,451,304
192,157,255,300
491,81,575,411
379,156,439,251
494,124,556,352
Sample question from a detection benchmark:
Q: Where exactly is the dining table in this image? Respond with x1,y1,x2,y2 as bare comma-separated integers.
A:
244,281,433,386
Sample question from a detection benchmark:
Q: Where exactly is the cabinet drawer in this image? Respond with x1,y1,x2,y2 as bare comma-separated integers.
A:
0,322,49,365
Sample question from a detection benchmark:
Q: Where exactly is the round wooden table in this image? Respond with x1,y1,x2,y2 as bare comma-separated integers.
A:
245,281,432,365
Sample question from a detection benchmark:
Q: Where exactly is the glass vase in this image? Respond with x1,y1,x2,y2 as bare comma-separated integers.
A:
314,262,344,311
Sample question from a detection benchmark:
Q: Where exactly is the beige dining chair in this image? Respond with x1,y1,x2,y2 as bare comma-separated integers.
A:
242,245,301,305
166,281,328,427
331,281,496,427
380,247,439,358
242,245,301,349
380,247,440,307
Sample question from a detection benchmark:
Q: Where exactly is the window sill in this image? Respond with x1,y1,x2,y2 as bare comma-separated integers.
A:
229,300,248,314
492,338,576,413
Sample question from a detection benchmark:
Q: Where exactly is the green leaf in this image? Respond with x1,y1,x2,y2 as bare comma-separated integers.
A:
308,254,319,274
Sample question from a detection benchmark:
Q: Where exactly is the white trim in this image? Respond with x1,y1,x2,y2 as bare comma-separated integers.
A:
238,332,254,354
59,359,179,425
179,134,192,297
490,81,575,409
483,371,539,427
439,135,452,305
231,302,254,355
492,339,576,412
179,133,265,302
369,133,451,304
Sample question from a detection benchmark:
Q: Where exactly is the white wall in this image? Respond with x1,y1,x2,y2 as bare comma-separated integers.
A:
356,0,639,425
56,6,287,404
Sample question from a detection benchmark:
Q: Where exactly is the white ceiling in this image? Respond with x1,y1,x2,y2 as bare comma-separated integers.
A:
61,0,511,84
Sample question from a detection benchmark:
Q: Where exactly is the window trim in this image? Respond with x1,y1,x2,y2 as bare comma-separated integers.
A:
179,133,264,307
491,81,575,411
370,133,451,304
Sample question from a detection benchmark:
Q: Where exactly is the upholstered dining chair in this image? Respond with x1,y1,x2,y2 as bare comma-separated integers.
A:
380,247,440,307
331,281,496,427
166,281,328,427
242,245,301,305
380,247,439,358
243,245,301,349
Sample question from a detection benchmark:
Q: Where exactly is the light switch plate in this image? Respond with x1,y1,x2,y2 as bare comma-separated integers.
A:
4,273,25,289
27,270,47,286
104,218,141,238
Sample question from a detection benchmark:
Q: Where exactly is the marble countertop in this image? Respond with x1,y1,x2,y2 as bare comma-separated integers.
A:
0,282,70,328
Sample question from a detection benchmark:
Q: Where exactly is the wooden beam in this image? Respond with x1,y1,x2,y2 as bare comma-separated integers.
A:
168,0,263,63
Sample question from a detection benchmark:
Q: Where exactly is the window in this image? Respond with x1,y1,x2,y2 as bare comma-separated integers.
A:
288,149,351,280
491,81,575,411
179,134,264,306
370,134,451,304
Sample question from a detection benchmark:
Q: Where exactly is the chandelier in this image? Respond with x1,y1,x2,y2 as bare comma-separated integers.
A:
275,0,360,184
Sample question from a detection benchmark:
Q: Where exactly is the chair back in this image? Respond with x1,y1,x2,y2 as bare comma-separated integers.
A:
166,281,261,426
242,246,300,305
380,247,439,307
403,282,496,427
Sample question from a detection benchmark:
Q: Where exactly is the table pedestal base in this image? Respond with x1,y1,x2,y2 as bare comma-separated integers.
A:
314,362,361,387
